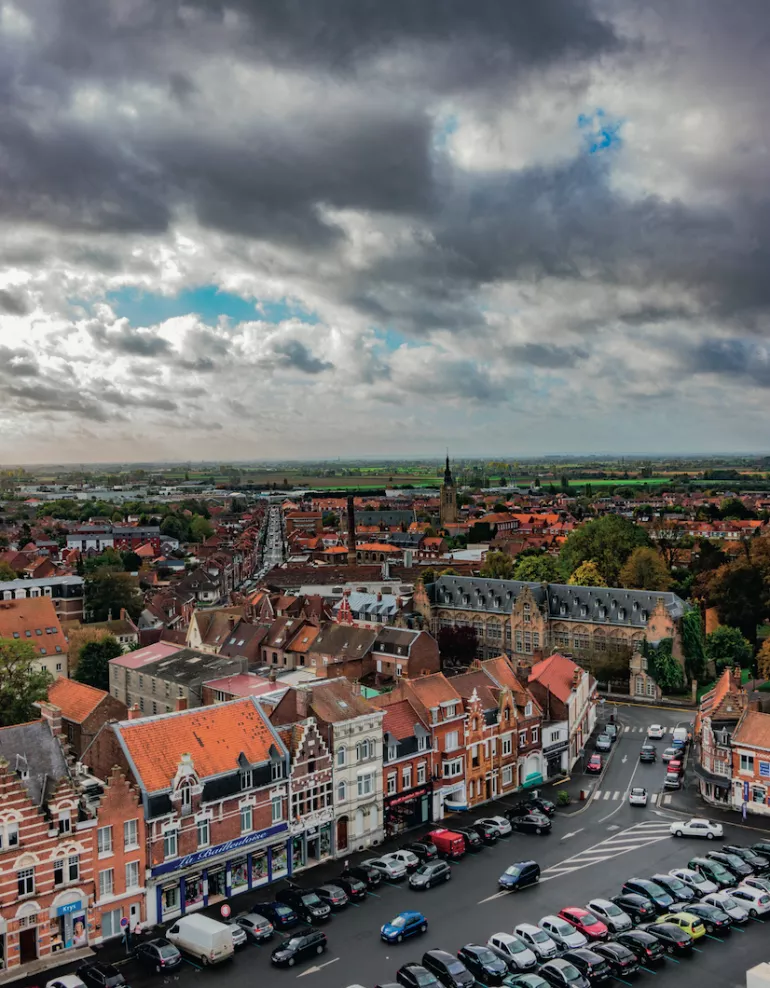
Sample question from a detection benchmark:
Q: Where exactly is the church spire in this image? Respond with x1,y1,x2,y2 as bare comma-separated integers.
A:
443,451,453,486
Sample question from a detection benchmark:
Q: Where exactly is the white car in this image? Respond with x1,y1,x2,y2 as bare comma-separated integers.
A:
647,724,665,739
477,815,513,837
539,915,588,950
669,867,718,896
628,787,648,806
487,932,538,972
742,875,770,895
586,898,633,933
46,978,87,988
669,817,723,840
513,923,559,961
701,891,749,923
361,856,407,880
728,885,770,917
388,849,420,871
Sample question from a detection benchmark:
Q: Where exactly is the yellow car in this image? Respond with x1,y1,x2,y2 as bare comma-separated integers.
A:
659,912,706,940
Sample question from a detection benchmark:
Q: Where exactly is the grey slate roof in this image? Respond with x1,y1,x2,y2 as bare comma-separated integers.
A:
429,576,687,627
0,720,69,806
332,591,400,620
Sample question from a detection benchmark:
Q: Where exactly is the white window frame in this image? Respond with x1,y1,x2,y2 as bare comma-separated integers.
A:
125,860,140,889
444,730,459,752
502,765,513,786
337,746,346,767
357,773,374,797
123,818,139,850
163,828,178,860
502,735,513,756
271,796,283,823
240,804,253,834
97,825,113,857
99,868,114,899
196,817,210,848
402,766,412,790
387,772,397,795
417,762,427,785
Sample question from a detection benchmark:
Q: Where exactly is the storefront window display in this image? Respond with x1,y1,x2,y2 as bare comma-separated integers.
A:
230,858,248,892
319,824,332,858
292,835,306,870
184,874,204,909
270,842,288,879
252,850,268,886
162,885,180,915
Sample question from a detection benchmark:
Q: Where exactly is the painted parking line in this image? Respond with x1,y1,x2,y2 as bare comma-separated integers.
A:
666,955,681,963
750,916,765,923
692,946,704,953
639,966,658,974
614,978,634,987
703,933,723,942
367,891,380,897
733,926,745,932
183,959,203,970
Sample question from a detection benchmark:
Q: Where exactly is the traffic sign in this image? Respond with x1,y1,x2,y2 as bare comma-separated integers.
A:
220,904,231,918
120,917,129,928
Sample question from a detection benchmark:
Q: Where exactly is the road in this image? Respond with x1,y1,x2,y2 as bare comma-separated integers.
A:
39,707,768,988
254,505,286,581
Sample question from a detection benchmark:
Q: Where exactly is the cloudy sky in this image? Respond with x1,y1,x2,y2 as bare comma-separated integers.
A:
1,0,769,464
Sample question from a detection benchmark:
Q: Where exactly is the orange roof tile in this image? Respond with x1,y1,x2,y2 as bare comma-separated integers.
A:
0,597,67,658
115,697,282,792
48,678,107,723
287,625,321,653
407,672,461,709
381,699,423,740
529,653,581,704
358,543,400,552
732,710,770,751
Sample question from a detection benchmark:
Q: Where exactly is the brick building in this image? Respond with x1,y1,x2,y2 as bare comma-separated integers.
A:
45,679,128,759
369,628,440,684
0,576,85,624
693,667,747,808
374,698,433,835
730,709,770,817
83,698,291,925
528,653,596,772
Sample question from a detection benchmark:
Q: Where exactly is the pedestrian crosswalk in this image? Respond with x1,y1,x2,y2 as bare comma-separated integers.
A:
623,725,681,734
539,820,673,883
591,789,660,802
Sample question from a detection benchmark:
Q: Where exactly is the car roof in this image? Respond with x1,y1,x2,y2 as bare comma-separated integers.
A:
425,949,455,961
515,923,540,933
397,910,422,920
563,906,588,914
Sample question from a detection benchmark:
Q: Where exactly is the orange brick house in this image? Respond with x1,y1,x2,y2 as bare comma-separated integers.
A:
83,698,291,926
370,696,433,835
46,678,127,759
730,709,770,818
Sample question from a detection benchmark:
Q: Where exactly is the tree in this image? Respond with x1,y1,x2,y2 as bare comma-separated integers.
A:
656,519,687,569
568,561,607,587
321,511,338,529
437,626,478,670
560,515,650,586
83,547,123,573
513,554,561,583
757,638,770,681
0,561,19,581
0,638,53,727
619,547,672,591
85,570,143,622
74,636,123,691
17,522,32,545
705,626,753,675
121,551,142,572
480,551,515,580
160,514,188,541
707,559,768,645
420,568,438,586
681,609,707,682
190,515,214,542
644,638,684,692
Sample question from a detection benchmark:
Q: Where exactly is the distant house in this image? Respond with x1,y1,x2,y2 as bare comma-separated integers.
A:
0,595,69,677
45,678,128,758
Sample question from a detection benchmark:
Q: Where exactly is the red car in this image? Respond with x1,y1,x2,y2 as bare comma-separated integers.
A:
558,907,609,942
586,754,602,773
668,759,683,775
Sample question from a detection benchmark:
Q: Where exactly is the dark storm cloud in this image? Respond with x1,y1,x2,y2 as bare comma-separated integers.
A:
88,322,172,357
4,382,112,421
272,339,333,375
0,288,30,315
506,342,589,368
689,338,770,388
0,345,40,377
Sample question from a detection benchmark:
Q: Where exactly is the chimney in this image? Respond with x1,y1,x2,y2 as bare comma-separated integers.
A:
175,697,188,712
346,495,357,565
269,666,278,683
377,592,382,602
572,668,581,688
128,703,141,720
37,701,62,736
296,687,310,718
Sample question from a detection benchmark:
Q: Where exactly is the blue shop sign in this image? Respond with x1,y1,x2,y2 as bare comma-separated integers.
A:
151,821,289,876
759,761,770,779
57,900,82,916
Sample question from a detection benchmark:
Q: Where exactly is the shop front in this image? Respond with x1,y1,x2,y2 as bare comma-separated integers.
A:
149,822,290,925
49,892,90,955
290,821,333,872
543,739,569,778
433,781,466,819
384,785,431,836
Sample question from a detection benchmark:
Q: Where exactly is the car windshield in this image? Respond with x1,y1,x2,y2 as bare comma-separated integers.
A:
561,965,580,979
505,866,521,877
390,916,408,928
631,788,645,795
507,939,526,953
645,882,665,896
302,893,322,906
416,864,430,874
690,873,706,885
413,972,434,986
158,946,178,958
276,905,292,915
531,930,549,942
446,962,465,975
603,903,622,916
553,921,571,935
475,948,498,964
666,878,684,890
720,896,738,909
583,915,601,927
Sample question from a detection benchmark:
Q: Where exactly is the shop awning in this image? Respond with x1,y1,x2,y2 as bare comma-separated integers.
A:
693,762,731,790
444,798,468,812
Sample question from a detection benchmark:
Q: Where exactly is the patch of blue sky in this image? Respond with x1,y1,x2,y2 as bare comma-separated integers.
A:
374,326,412,351
433,113,459,151
105,284,318,326
578,108,623,155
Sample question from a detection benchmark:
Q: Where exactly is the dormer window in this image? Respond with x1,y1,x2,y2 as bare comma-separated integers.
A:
387,744,397,761
618,608,626,621
580,606,587,617
271,761,283,781
240,768,253,790
58,810,71,834
417,735,427,752
525,702,533,718
560,604,567,616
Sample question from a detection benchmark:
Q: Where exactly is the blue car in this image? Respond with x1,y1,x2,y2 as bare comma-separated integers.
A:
258,902,299,929
498,860,541,891
381,910,428,943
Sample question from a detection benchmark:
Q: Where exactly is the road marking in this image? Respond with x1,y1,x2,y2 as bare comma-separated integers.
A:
663,795,672,805
560,829,584,841
477,890,508,904
297,958,339,978
622,755,628,763
603,791,611,800
613,790,621,800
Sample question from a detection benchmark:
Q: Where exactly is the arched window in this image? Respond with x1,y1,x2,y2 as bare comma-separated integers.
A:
336,746,346,767
337,781,347,802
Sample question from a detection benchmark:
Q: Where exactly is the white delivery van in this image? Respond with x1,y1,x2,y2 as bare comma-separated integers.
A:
672,726,689,745
165,914,234,965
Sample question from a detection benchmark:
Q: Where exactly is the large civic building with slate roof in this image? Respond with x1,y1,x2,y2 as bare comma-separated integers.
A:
416,575,688,669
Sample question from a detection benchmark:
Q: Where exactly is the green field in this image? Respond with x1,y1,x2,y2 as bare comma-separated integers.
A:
511,477,665,488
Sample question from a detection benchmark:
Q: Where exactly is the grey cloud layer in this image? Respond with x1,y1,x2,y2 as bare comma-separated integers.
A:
1,0,769,456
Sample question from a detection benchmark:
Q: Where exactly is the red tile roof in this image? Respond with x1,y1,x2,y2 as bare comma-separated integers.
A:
48,678,107,722
529,653,581,704
116,697,281,792
381,699,422,740
732,710,770,751
0,597,67,658
407,672,461,709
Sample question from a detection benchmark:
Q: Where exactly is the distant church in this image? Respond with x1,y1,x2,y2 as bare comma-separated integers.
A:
439,454,458,527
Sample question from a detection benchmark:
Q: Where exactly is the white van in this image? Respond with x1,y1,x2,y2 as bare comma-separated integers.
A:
672,726,689,745
166,914,234,965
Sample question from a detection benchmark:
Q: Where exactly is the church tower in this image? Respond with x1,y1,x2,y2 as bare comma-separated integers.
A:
439,453,458,527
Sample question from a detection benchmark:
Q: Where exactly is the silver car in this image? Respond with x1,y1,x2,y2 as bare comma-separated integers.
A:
513,923,559,961
487,933,538,972
361,856,407,880
539,915,588,950
586,898,633,933
701,892,749,923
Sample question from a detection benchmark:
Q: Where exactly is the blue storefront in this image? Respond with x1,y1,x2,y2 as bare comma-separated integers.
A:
149,823,291,924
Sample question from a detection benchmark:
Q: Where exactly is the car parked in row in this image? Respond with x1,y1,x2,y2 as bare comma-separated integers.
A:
76,964,126,988
728,885,770,917
585,898,633,933
722,845,770,873
558,907,608,942
682,901,734,933
334,874,368,902
421,950,474,988
487,932,538,972
396,963,438,988
134,939,182,973
345,862,383,889
258,901,298,929
668,866,718,897
586,755,602,774
658,911,706,940
614,929,665,966
509,812,552,835
651,872,697,903
610,892,656,924
364,856,408,880
455,828,484,853
388,850,422,873
513,923,559,961
595,734,612,752
276,886,331,923
620,878,673,912
701,890,748,923
687,856,736,889
473,820,500,844
270,927,327,968
707,850,752,879
456,944,508,985
560,948,612,985
591,941,639,978
539,915,588,950
637,922,693,956
409,860,451,889
402,841,439,863
538,958,590,988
